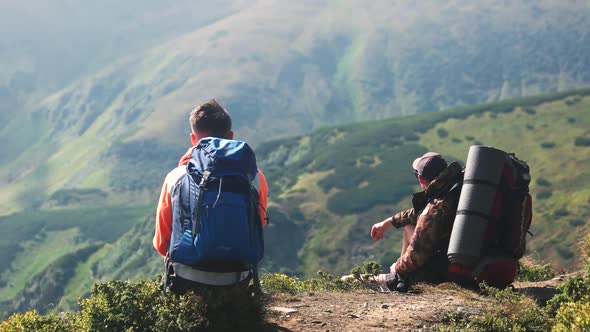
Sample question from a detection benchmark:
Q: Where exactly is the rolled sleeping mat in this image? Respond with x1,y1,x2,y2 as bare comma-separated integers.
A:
447,145,507,267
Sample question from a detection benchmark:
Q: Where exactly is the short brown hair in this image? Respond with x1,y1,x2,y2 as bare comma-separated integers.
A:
189,99,232,138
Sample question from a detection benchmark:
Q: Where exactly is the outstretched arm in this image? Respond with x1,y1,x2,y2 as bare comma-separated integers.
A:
370,207,419,241
390,208,419,228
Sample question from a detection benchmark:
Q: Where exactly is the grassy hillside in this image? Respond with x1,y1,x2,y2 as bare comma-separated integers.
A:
2,90,587,319
0,206,149,316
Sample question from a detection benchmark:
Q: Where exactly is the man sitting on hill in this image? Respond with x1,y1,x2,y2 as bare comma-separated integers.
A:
369,152,464,291
153,99,268,295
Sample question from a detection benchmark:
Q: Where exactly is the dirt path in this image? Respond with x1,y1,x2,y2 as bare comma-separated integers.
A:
266,276,568,332
266,284,487,331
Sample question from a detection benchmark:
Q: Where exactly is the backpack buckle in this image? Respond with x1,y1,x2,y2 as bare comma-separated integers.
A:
199,170,211,188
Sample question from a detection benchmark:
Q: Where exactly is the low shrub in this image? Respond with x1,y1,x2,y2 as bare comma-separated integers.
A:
536,191,553,200
404,133,420,141
523,107,536,115
556,246,574,260
517,260,555,282
549,230,590,330
574,137,590,147
438,285,552,332
0,311,78,332
262,262,381,295
536,178,552,187
1,279,266,331
547,275,590,316
553,208,569,217
437,128,449,138
552,300,590,332
49,188,107,206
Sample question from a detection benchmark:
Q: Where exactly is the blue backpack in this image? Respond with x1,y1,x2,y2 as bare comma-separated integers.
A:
169,138,264,275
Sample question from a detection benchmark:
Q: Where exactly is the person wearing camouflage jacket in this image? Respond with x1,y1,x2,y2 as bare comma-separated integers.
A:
370,152,462,282
389,194,458,277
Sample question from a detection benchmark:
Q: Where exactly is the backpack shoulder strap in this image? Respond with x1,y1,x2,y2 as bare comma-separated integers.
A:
172,172,191,235
248,183,256,243
191,170,211,243
248,178,264,293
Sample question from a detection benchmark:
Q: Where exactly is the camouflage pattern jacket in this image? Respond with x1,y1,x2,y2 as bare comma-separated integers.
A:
390,163,463,276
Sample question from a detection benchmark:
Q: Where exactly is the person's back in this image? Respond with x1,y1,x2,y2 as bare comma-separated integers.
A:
153,99,268,296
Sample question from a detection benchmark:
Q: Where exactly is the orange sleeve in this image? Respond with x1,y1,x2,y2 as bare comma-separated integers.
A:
257,169,269,227
153,178,173,257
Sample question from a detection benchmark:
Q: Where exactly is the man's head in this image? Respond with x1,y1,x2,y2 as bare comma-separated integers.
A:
412,152,448,189
189,99,233,145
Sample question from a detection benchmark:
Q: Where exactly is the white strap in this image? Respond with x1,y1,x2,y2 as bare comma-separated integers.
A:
252,172,261,192
172,263,249,286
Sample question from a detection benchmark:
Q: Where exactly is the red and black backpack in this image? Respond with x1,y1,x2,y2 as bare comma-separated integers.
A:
489,154,532,260
449,154,533,288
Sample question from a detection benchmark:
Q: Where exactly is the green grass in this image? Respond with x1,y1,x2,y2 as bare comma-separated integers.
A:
59,245,112,311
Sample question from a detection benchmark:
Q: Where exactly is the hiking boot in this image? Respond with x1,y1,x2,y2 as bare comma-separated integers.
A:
395,279,409,293
393,274,410,293
385,273,399,291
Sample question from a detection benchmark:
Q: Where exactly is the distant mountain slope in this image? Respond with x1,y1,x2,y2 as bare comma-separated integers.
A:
1,0,590,216
3,90,588,319
0,0,248,122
